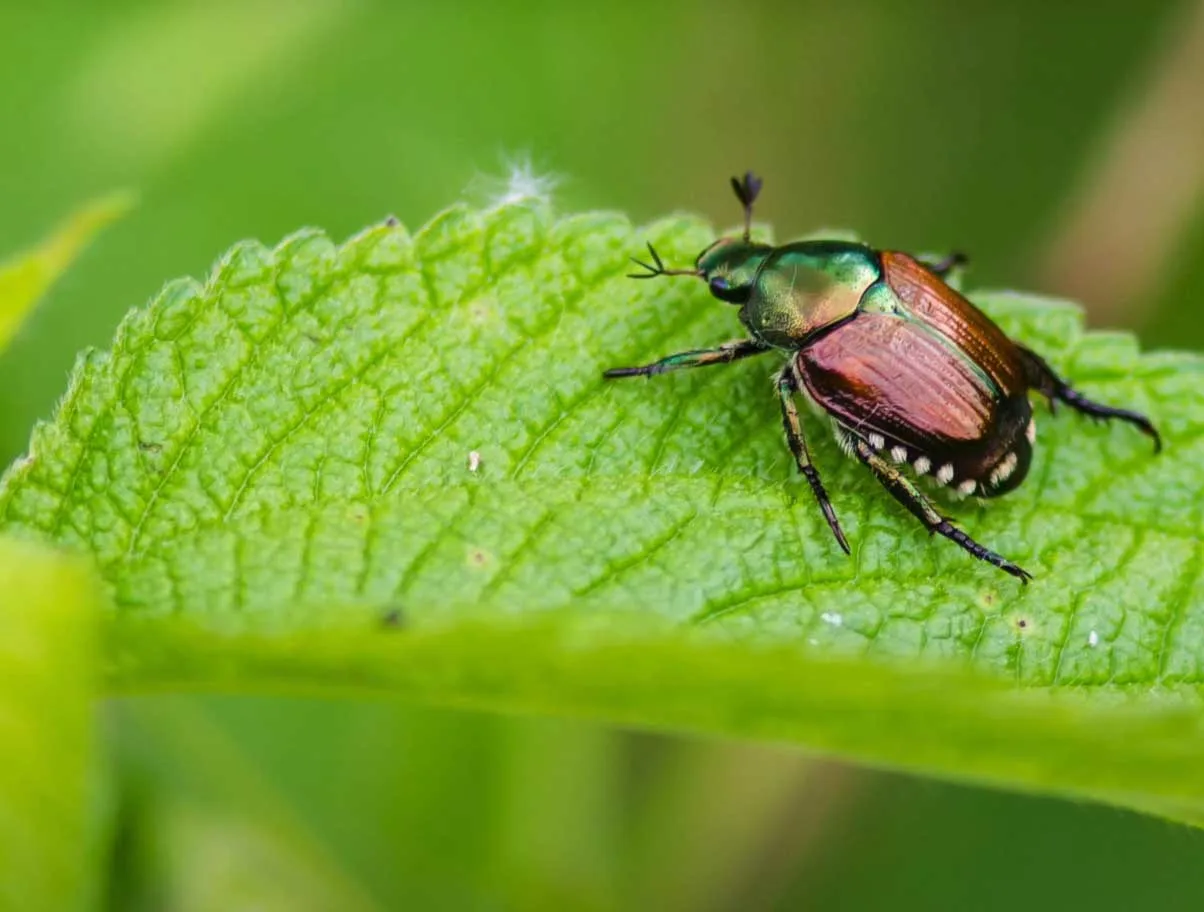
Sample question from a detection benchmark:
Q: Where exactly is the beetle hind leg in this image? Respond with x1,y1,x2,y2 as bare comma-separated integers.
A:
849,434,1032,583
1017,345,1161,453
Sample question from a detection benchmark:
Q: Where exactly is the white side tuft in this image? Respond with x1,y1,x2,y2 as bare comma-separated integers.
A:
989,451,1018,487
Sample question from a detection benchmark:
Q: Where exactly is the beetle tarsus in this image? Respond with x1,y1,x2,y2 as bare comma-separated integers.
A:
934,519,1032,584
850,434,1028,582
1055,386,1162,453
776,370,850,554
1017,345,1161,453
805,465,851,555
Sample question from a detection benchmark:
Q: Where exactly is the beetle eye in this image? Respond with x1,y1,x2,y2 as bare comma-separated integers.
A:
708,275,749,305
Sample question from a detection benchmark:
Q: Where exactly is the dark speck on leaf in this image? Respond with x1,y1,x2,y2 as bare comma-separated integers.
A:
381,608,405,629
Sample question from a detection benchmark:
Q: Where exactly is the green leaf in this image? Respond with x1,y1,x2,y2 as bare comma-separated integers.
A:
0,538,99,911
1,202,1201,817
0,193,133,352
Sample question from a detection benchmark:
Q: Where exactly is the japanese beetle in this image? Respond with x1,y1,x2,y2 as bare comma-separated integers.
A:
604,173,1160,582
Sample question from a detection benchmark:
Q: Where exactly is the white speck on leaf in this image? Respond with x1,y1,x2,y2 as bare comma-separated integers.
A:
1088,630,1100,648
476,155,559,208
821,611,843,627
468,450,481,473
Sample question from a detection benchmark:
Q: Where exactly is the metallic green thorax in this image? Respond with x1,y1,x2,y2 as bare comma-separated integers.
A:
698,239,880,349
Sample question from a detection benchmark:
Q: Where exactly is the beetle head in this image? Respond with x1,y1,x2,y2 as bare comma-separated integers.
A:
627,171,772,305
694,237,772,305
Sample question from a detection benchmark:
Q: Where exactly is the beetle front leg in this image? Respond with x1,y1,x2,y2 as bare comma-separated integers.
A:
848,434,1032,583
1016,345,1161,452
603,339,769,379
778,369,850,554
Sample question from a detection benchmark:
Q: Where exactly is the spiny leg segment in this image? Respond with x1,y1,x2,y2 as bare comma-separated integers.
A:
778,368,850,554
1017,345,1161,452
603,338,769,379
847,433,1032,583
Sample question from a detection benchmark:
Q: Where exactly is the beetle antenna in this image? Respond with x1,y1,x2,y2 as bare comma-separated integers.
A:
729,171,763,242
627,242,702,279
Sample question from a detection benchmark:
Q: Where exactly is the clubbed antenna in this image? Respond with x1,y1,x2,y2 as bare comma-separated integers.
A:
627,242,702,279
729,171,763,242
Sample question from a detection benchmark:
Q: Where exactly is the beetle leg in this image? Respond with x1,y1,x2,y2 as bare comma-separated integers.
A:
778,369,850,554
849,434,1032,583
603,339,769,379
1016,345,1161,453
917,251,968,279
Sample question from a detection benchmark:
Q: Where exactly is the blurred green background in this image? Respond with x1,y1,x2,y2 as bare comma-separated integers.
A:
5,0,1204,908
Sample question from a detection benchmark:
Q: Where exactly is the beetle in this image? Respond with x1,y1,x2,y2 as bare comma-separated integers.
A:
603,173,1161,582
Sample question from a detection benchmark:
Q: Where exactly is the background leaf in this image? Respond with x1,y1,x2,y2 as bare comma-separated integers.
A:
1,202,1201,817
0,539,99,911
0,194,132,352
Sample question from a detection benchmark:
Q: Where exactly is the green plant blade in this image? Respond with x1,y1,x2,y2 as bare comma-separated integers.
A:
1,202,1201,815
0,539,99,911
0,193,133,352
106,614,1204,817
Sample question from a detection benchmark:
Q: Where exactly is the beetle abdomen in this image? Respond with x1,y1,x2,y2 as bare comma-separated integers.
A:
955,393,1033,497
825,393,1033,498
796,312,1033,498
